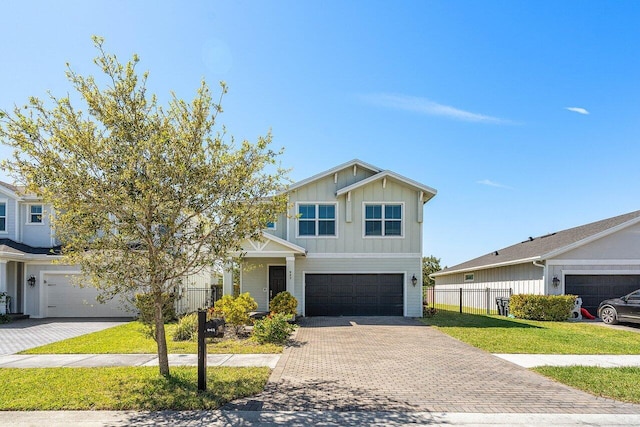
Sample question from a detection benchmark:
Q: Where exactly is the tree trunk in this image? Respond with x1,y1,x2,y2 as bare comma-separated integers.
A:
154,293,170,377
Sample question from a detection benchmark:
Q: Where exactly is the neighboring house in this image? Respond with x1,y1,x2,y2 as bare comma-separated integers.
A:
431,210,640,315
0,181,137,318
222,159,437,317
0,181,211,319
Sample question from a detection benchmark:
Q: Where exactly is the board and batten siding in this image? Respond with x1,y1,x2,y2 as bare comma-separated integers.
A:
241,257,283,312
288,177,422,254
435,262,545,295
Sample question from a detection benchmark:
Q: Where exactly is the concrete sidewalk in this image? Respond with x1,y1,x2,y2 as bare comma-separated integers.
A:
0,353,280,368
1,410,639,426
495,353,640,368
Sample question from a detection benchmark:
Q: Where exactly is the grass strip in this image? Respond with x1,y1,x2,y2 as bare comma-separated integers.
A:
422,309,640,354
534,366,640,404
0,366,269,410
20,321,281,355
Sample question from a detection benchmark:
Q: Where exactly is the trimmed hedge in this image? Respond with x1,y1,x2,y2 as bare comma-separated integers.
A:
509,294,576,321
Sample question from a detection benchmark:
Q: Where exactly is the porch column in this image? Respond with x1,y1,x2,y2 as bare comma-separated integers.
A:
286,256,295,295
0,261,6,293
222,260,233,296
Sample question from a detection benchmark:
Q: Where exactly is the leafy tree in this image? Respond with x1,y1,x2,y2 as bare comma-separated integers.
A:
422,255,442,287
0,37,287,377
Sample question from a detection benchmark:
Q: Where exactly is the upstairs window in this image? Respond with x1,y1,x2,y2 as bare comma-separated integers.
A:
29,204,43,224
0,202,5,232
266,221,276,230
298,203,336,236
365,204,402,236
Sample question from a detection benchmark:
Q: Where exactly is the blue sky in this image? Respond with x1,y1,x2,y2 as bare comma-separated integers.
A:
1,1,639,267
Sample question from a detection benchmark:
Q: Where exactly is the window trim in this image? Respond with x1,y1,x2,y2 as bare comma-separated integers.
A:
464,273,475,282
0,199,7,233
27,204,45,225
295,202,338,238
362,202,405,238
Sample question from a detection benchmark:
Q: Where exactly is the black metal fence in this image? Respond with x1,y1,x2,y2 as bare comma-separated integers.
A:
424,286,513,315
174,286,222,315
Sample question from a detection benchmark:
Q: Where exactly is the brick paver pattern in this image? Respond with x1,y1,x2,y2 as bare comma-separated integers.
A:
224,316,640,413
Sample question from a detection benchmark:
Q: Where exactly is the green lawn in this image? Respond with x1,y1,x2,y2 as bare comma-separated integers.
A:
534,366,640,404
21,321,282,355
0,366,269,410
421,309,640,354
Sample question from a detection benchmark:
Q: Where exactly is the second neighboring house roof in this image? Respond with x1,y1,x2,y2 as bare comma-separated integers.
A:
0,238,61,256
433,210,640,277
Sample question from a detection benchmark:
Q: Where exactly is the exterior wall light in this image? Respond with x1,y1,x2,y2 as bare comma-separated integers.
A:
552,276,560,288
411,274,418,287
28,276,36,287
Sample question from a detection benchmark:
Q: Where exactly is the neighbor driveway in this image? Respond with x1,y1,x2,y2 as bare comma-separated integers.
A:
224,316,640,414
0,318,131,355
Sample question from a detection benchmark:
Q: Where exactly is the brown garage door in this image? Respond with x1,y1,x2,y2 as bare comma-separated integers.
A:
305,274,403,316
565,274,640,315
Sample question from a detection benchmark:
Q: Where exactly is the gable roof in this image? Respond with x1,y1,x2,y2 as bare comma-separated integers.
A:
286,159,382,193
433,210,640,276
336,170,437,202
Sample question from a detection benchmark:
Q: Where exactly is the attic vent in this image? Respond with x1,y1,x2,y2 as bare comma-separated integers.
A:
494,251,499,256
529,237,534,241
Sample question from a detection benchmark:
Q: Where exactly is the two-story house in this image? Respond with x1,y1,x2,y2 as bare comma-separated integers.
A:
0,181,132,318
223,159,437,317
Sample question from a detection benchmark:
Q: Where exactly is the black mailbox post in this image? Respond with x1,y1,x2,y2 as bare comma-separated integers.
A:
197,310,226,391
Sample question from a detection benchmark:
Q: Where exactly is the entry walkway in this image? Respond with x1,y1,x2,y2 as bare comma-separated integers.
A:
0,353,279,368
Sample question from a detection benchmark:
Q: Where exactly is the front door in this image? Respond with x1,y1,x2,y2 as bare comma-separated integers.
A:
269,266,286,301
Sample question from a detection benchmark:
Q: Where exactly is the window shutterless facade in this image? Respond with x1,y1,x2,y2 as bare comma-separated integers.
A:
364,203,403,237
28,204,43,224
297,203,336,237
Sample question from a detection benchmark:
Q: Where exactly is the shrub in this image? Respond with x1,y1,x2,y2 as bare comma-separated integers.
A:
252,312,297,344
509,294,576,321
172,312,198,341
269,291,298,317
212,292,258,334
423,305,437,318
134,292,177,339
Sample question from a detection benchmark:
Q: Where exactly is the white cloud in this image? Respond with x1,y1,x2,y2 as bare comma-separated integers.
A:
565,107,589,115
361,93,512,124
477,179,512,189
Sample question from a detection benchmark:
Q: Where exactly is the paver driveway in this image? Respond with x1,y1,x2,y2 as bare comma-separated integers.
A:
0,318,131,355
224,316,640,414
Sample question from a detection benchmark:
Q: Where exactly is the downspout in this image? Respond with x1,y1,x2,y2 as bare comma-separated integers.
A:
532,260,546,295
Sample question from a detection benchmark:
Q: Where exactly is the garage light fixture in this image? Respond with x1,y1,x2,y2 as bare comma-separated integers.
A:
411,274,418,287
552,276,560,288
28,276,36,287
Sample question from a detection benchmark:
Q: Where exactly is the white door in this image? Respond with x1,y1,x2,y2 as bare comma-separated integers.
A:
45,274,128,317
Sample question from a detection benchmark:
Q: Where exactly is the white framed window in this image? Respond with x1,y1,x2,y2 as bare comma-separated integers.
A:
28,204,43,224
464,273,474,282
0,201,6,232
266,221,277,230
364,203,403,237
297,203,337,237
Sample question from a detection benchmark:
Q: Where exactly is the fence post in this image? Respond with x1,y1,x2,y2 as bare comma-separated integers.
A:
486,287,490,315
459,288,463,313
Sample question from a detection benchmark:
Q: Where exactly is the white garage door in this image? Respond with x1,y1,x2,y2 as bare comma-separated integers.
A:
45,274,128,317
